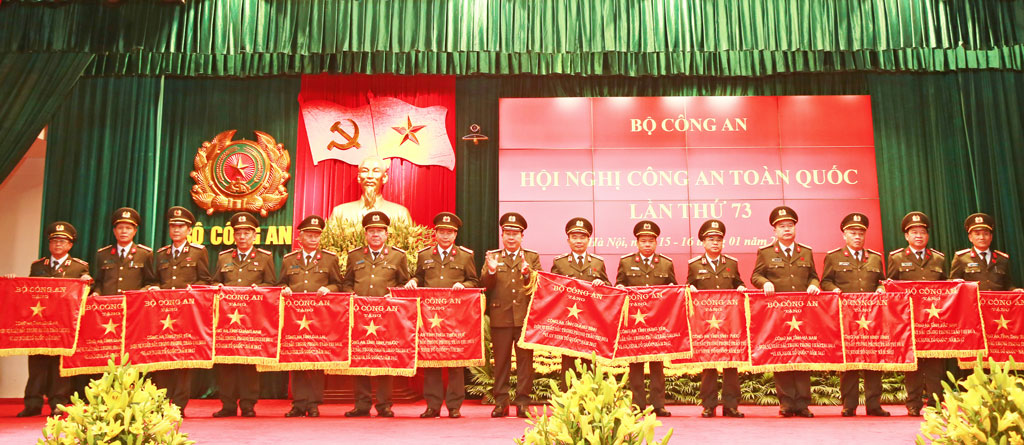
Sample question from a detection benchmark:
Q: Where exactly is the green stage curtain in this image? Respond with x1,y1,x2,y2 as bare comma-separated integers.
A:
454,72,1024,282
2,0,1024,76
0,52,92,183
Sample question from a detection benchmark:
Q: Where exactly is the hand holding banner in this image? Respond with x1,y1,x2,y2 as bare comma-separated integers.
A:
260,292,353,371
123,288,215,371
746,292,845,371
614,285,692,362
0,277,89,356
389,287,485,367
328,295,420,377
884,280,987,358
61,295,124,376
213,286,283,365
839,292,916,371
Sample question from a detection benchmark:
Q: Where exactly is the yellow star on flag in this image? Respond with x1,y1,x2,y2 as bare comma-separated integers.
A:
160,314,176,331
994,315,1011,331
427,313,444,328
297,315,313,332
784,315,803,332
392,116,427,146
29,302,46,317
101,319,119,335
706,315,724,330
227,309,244,326
924,304,942,320
855,315,871,331
567,303,583,319
631,310,647,325
365,320,382,336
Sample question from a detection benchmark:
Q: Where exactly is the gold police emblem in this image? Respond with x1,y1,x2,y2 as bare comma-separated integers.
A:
191,130,291,217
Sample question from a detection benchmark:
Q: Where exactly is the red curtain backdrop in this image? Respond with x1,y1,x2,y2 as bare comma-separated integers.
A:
294,74,456,227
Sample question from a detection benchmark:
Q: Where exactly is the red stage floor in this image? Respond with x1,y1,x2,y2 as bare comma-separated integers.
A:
0,399,924,444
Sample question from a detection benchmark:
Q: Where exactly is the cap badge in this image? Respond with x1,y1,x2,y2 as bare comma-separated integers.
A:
975,216,983,223
372,215,380,222
56,224,65,231
239,216,247,222
779,209,787,215
311,218,319,225
443,216,451,222
643,223,650,229
174,209,182,216
853,215,861,221
122,211,130,218
509,216,516,222
576,221,583,227
912,215,920,221
711,222,718,228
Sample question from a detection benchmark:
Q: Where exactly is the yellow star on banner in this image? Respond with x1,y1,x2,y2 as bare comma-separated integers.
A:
297,315,313,332
855,315,871,331
227,309,244,326
924,304,942,320
427,314,444,328
29,302,46,317
994,315,1011,331
160,314,176,331
631,310,648,325
784,315,803,332
706,315,724,330
101,319,119,335
567,303,583,319
392,116,426,146
365,321,382,336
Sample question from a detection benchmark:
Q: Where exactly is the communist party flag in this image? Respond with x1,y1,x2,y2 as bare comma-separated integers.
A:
884,280,986,358
839,292,916,371
123,288,215,371
517,272,628,362
213,286,283,365
671,289,750,371
613,285,692,362
746,292,845,371
389,287,485,367
0,277,89,356
959,291,1024,370
328,295,420,377
259,292,353,371
61,295,124,376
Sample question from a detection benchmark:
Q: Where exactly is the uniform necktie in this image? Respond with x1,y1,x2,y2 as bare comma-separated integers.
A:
119,248,126,260
981,252,989,264
644,258,651,267
855,251,862,262
51,260,60,272
372,251,380,261
712,258,719,269
173,248,180,259
440,250,447,263
305,254,313,265
784,248,792,259
239,253,247,263
917,251,925,261
576,255,584,267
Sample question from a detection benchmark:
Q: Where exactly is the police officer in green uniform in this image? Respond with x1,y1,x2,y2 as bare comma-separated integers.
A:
951,213,1019,291
148,206,212,413
482,212,541,418
750,206,821,418
343,211,411,418
404,212,479,419
615,220,676,417
211,212,276,418
686,219,745,419
16,222,91,417
549,217,608,389
279,215,343,418
93,207,157,296
821,213,889,417
886,211,947,417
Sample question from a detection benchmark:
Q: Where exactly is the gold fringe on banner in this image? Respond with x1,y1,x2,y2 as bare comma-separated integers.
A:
974,286,990,355
611,351,694,365
68,284,89,356
327,367,418,377
666,361,752,375
258,360,353,372
274,289,284,361
214,356,279,366
745,362,851,373
841,362,918,372
957,359,1024,370
60,356,118,377
419,359,485,368
134,360,215,373
916,349,987,359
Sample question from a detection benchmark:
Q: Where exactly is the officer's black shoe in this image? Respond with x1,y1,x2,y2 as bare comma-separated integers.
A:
723,407,745,418
306,406,320,417
907,407,922,417
794,408,814,418
701,407,716,418
284,407,306,418
514,404,528,418
779,409,794,417
240,408,256,417
448,408,461,419
491,404,508,418
866,408,891,417
377,407,395,418
420,408,441,418
16,407,41,417
841,409,857,417
212,408,237,418
344,408,370,418
653,407,672,417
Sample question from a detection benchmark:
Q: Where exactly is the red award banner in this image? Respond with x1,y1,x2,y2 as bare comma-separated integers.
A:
670,290,750,371
517,272,628,362
613,285,692,363
746,292,845,371
959,291,1024,370
123,288,215,371
884,281,987,358
389,287,485,367
259,292,353,371
328,295,420,377
839,292,916,371
213,286,283,365
61,295,124,376
0,277,89,356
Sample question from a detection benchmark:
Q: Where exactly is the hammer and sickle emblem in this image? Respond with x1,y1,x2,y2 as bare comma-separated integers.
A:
327,119,361,151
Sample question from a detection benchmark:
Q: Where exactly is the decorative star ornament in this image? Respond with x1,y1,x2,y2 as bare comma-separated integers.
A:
392,116,426,146
160,314,176,331
855,315,871,331
297,315,313,332
101,319,119,335
924,304,941,320
994,315,1011,331
706,314,724,330
784,315,803,332
30,302,46,317
631,310,647,325
365,320,382,336
566,303,583,319
227,309,245,326
427,313,444,329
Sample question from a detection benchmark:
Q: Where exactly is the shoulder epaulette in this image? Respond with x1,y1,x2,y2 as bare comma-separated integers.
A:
417,246,432,254
826,247,842,254
888,248,904,257
589,253,604,261
390,246,406,253
996,250,1010,259
620,253,636,258
758,244,774,251
797,243,812,250
136,245,152,252
256,248,272,255
320,249,337,256
687,256,703,264
553,253,571,260
722,254,738,262
190,243,206,250
219,249,235,256
929,249,945,257
158,246,170,253
97,245,112,253
348,247,363,255
32,258,46,264
458,246,474,254
523,249,538,255
955,248,971,256
657,253,673,262
283,250,300,258
72,258,88,265
487,249,501,254
866,248,881,256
